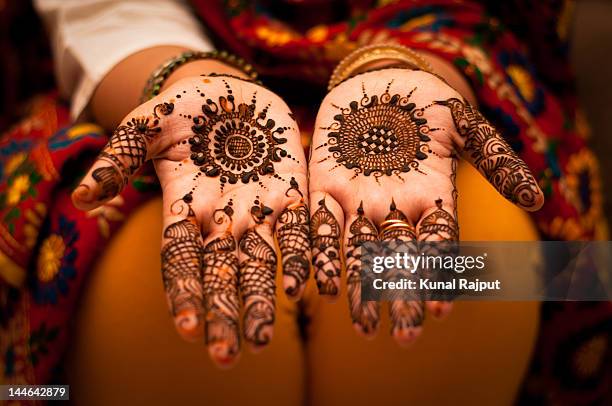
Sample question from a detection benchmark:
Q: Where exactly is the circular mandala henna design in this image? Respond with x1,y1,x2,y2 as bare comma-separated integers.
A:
188,80,289,190
319,82,431,180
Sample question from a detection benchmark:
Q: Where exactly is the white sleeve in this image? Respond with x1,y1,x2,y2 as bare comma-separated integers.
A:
34,0,215,120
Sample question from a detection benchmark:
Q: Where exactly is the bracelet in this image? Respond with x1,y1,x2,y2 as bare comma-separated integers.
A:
141,50,261,102
328,44,434,91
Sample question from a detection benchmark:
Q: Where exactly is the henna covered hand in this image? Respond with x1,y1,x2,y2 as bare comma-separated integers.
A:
72,75,310,366
309,68,543,344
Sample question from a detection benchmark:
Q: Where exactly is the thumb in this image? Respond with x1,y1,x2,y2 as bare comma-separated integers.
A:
72,101,174,210
436,97,544,212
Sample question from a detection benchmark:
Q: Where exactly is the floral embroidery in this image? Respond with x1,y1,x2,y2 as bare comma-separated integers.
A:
385,6,451,32
254,24,298,46
0,140,33,182
6,175,30,206
37,235,65,283
23,203,47,249
561,149,602,232
33,216,78,304
28,323,60,366
506,65,536,103
461,44,493,76
499,51,545,115
573,334,607,379
0,157,43,235
306,25,329,42
3,153,27,177
413,31,460,53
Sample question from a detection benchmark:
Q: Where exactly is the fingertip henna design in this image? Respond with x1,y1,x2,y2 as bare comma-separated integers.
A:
239,205,278,347
418,199,459,303
390,300,425,337
161,216,205,335
310,198,342,295
346,202,380,335
202,210,241,358
277,197,310,297
437,97,543,209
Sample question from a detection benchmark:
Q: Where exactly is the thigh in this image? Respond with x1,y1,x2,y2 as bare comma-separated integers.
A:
305,161,541,406
66,197,304,406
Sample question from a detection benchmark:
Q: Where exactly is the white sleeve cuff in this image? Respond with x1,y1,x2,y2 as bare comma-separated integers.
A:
35,0,215,120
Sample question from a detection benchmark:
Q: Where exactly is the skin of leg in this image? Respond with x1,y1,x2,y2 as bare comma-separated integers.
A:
65,197,304,406
305,160,540,406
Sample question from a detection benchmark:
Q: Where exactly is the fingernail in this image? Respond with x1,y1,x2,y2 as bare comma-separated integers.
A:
433,302,453,319
73,184,92,203
208,342,239,369
393,326,423,347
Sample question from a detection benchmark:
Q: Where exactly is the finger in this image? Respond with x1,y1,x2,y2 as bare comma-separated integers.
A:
202,205,241,368
309,191,344,297
161,204,205,342
276,189,310,300
72,101,174,210
344,202,380,337
379,200,424,346
390,301,425,345
425,300,453,319
436,97,544,211
416,198,459,319
239,210,278,351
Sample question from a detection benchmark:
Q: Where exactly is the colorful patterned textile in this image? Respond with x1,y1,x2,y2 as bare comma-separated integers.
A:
0,96,160,392
0,0,609,404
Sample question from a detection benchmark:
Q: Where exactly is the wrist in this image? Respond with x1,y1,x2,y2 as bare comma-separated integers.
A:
330,45,477,106
92,46,191,131
144,50,259,101
162,60,251,92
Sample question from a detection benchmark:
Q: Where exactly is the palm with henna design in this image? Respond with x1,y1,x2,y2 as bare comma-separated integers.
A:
309,69,543,345
72,75,310,367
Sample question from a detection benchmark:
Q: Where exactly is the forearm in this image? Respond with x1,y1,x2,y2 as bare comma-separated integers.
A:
91,46,250,131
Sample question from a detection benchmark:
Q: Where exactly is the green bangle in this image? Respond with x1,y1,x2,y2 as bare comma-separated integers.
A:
141,50,261,102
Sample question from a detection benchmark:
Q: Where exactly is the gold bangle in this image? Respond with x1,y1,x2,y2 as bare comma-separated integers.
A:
328,44,434,91
141,50,260,102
